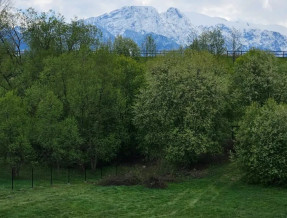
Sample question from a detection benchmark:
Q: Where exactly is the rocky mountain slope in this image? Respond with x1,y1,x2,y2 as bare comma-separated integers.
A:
85,6,287,51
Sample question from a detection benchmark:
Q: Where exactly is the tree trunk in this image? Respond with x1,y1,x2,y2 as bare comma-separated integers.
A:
12,166,20,178
90,156,97,171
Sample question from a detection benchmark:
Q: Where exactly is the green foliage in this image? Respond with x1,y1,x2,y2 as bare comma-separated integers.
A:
22,9,100,54
0,9,25,92
228,27,242,52
3,6,287,187
234,50,276,105
113,35,140,57
236,99,287,185
134,51,229,166
189,28,225,55
2,163,287,217
65,50,125,167
32,91,82,166
141,34,157,57
58,117,82,166
34,49,145,168
21,8,101,79
231,49,287,120
0,91,33,167
114,56,145,159
63,18,101,51
23,8,66,54
34,91,64,164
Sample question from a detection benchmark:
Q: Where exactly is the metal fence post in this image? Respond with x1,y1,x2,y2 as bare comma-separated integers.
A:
11,168,14,190
68,168,70,184
50,167,53,185
32,168,34,188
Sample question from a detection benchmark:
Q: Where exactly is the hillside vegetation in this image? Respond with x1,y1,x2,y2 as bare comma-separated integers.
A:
1,7,287,188
1,163,287,217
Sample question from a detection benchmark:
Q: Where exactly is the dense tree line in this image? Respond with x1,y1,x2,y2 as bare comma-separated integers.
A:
0,8,145,172
1,6,287,185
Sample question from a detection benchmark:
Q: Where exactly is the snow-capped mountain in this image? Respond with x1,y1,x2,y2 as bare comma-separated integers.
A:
85,6,287,51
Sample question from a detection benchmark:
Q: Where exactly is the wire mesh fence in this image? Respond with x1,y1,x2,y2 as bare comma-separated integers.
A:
0,163,126,191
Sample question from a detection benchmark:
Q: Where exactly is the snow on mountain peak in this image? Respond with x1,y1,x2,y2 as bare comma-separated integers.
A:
165,7,184,18
119,6,159,16
87,6,161,36
85,6,287,51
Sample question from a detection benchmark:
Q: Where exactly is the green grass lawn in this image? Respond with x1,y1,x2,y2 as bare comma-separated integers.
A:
1,163,287,217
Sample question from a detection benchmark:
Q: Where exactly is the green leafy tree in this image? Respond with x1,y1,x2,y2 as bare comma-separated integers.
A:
114,56,145,159
231,49,287,121
23,9,100,54
229,27,242,53
236,99,287,185
62,18,101,52
141,34,157,57
39,53,77,115
21,8,101,82
66,50,125,169
189,38,200,51
0,10,24,59
0,9,26,92
58,117,82,167
189,28,225,55
113,35,140,57
38,49,145,166
0,91,33,173
134,51,229,166
34,91,81,167
22,8,66,55
34,91,64,166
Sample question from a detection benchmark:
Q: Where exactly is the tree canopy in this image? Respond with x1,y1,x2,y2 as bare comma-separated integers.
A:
134,51,229,166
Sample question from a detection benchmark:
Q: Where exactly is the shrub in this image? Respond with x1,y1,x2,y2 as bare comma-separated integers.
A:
98,171,141,186
231,49,287,120
143,175,167,189
235,99,287,185
98,163,175,188
133,51,229,166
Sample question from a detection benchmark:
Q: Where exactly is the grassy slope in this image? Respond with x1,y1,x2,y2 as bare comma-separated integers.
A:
1,163,287,218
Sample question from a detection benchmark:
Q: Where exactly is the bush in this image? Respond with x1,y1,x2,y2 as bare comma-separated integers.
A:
235,99,287,185
231,49,287,120
98,171,141,186
98,163,175,189
134,51,229,166
143,175,167,189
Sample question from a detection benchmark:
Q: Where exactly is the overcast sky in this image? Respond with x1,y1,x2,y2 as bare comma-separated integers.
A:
13,0,287,28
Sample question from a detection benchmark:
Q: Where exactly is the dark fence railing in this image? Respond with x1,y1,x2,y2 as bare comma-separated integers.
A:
226,50,287,58
140,50,184,57
140,50,287,58
0,164,122,190
19,49,287,58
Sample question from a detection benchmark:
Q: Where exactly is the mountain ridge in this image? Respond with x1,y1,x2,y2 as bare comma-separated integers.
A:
85,6,287,51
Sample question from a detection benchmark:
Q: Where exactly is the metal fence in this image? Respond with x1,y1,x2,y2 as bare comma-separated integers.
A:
139,50,287,58
0,164,121,190
19,49,287,58
226,50,287,58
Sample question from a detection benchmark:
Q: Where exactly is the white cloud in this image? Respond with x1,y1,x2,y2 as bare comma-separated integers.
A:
200,4,240,21
137,0,152,6
263,0,271,9
13,0,287,27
